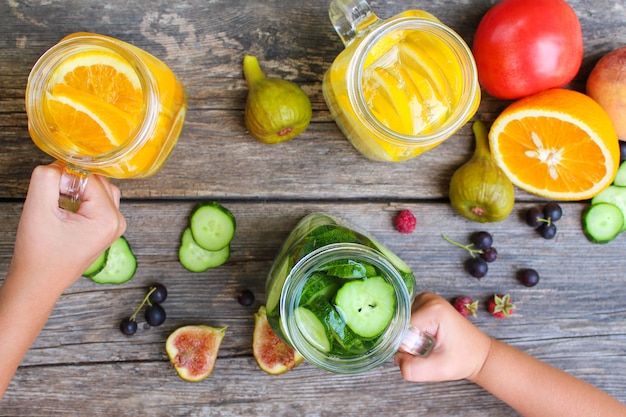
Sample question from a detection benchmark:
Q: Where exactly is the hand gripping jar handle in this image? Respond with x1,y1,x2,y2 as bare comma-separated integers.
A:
329,0,379,46
58,163,89,212
399,325,436,357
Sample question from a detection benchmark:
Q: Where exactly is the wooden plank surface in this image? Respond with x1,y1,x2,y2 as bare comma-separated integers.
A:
1,0,626,416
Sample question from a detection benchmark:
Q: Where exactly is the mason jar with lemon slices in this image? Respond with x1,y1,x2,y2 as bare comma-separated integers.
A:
323,0,480,162
25,33,187,210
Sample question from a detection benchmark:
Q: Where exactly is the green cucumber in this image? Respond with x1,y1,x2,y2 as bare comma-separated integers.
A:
334,276,396,339
83,248,109,277
89,237,137,285
299,272,339,306
583,202,624,244
321,260,367,279
189,201,236,251
613,161,626,187
295,306,332,352
178,227,230,272
591,185,626,232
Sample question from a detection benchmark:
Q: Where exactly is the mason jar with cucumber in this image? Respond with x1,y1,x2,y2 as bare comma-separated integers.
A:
265,212,434,373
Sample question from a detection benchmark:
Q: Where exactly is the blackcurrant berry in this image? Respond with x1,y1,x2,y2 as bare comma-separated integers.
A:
619,140,626,162
471,231,493,250
518,268,540,287
525,206,544,228
145,304,166,327
481,247,498,263
148,283,168,304
120,318,138,335
542,202,562,222
237,289,255,306
466,257,488,278
539,223,557,239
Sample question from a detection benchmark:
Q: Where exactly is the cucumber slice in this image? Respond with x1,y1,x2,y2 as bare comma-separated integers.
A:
334,276,396,338
189,202,236,251
83,248,109,277
295,306,331,352
299,272,339,306
591,185,626,232
89,237,137,285
613,161,626,187
321,260,367,279
179,227,230,272
583,202,624,244
369,237,415,296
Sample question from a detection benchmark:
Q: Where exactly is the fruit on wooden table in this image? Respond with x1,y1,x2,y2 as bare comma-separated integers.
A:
472,0,583,100
489,89,620,201
252,305,303,374
449,120,514,222
243,55,311,144
488,294,515,319
166,325,227,382
586,46,626,140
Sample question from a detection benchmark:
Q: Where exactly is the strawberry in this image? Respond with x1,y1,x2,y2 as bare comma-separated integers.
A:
452,296,478,317
488,293,515,318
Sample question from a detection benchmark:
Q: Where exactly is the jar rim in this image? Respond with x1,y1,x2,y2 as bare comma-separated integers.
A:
24,34,160,168
279,243,411,374
347,17,480,145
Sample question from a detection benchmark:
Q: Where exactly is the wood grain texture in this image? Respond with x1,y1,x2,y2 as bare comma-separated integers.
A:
1,0,626,415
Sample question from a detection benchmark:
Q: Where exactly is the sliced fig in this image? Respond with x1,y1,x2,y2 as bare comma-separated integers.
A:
253,305,303,375
165,325,226,382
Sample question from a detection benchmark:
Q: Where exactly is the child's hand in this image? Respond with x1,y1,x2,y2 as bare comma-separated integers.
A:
395,292,492,382
8,164,126,296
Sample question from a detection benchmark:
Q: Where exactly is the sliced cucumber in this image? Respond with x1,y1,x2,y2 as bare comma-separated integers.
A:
613,161,626,187
334,276,396,339
369,237,415,296
189,201,236,251
591,185,626,232
299,272,339,306
295,306,331,352
583,202,624,244
321,260,367,279
83,248,109,277
179,227,230,272
89,237,137,285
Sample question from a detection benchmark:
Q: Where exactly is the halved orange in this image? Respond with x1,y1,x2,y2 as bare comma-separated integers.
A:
489,88,619,200
44,50,143,155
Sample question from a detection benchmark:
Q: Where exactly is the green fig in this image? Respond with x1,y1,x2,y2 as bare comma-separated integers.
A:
243,55,312,144
449,121,515,222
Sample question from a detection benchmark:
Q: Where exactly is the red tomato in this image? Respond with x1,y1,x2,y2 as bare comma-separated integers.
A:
472,0,583,100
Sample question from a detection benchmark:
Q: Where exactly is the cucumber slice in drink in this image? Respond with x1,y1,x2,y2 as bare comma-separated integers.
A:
189,201,236,251
299,272,339,306
322,260,368,279
369,237,415,296
334,276,396,338
295,306,331,352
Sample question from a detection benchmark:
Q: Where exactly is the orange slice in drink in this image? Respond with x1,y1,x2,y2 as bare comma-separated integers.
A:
489,88,620,200
44,50,144,155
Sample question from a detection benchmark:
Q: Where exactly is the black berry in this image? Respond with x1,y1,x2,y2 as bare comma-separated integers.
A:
519,268,540,287
145,304,166,327
481,247,498,263
466,257,488,279
237,289,255,306
539,223,557,239
119,318,138,335
542,202,562,222
471,231,493,250
148,283,168,304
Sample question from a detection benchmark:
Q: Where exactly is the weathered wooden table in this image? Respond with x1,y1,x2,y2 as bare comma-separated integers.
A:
1,1,625,415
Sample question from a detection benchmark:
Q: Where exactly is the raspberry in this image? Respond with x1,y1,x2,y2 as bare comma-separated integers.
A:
394,210,417,234
487,293,515,318
452,296,478,318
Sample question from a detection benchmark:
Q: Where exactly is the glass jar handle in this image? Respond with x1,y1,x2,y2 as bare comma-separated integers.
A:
328,0,380,46
58,163,89,212
399,325,435,357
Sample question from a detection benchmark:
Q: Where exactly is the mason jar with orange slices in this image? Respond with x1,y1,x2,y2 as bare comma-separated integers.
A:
323,0,480,162
25,32,187,210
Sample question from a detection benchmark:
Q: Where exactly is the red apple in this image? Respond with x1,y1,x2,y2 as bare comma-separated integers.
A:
587,46,626,139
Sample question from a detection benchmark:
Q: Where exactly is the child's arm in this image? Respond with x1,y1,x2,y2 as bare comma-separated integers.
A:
395,292,626,417
0,164,126,398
